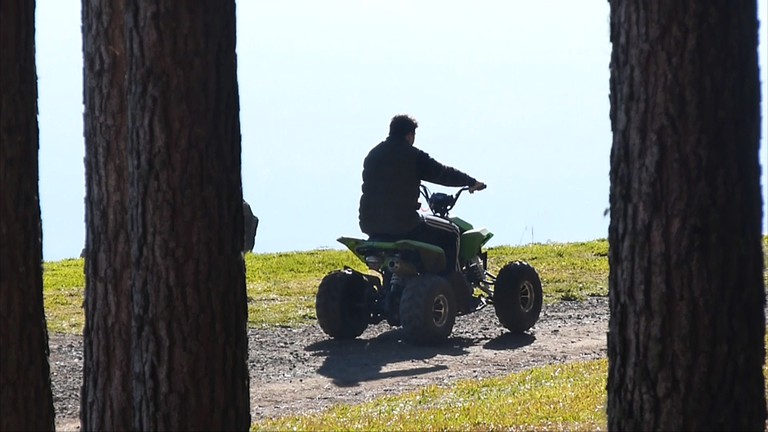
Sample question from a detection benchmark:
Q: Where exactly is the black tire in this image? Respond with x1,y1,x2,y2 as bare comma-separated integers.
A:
399,274,456,345
315,269,372,339
493,261,543,333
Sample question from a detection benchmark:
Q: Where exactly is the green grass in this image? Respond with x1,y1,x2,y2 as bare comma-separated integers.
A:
487,240,610,301
41,237,768,430
243,249,368,327
251,331,768,432
42,239,616,333
253,359,609,431
242,240,612,328
42,258,86,334
43,237,768,333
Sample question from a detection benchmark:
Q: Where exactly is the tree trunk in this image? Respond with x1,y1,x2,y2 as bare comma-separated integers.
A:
80,0,133,429
0,0,56,429
125,2,250,430
607,1,765,430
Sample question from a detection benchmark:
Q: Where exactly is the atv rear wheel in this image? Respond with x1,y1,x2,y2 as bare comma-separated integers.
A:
399,274,456,345
493,261,543,333
316,269,372,339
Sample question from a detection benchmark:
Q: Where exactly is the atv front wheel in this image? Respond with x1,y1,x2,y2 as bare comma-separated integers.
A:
399,275,456,345
316,269,372,339
493,261,543,333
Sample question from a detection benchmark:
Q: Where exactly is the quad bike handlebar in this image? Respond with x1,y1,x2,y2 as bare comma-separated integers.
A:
420,184,484,217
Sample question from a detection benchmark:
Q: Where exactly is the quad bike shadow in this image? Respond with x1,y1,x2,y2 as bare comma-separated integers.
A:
315,185,544,347
305,328,473,387
483,332,537,351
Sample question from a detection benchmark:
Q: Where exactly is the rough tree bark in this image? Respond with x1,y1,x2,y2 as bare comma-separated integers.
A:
0,0,56,429
80,0,133,430
125,1,250,429
607,1,765,430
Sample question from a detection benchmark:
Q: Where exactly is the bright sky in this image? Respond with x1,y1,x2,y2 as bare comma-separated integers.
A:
36,0,768,262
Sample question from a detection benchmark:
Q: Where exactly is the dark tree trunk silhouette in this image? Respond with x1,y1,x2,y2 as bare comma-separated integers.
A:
607,1,765,430
0,0,56,429
80,0,133,429
125,1,250,429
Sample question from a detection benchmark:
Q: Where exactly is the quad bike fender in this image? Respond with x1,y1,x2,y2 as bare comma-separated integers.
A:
337,236,446,273
339,266,381,291
449,216,473,233
459,228,494,261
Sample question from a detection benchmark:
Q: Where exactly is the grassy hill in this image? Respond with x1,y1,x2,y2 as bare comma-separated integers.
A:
42,237,768,334
43,239,614,334
41,237,768,431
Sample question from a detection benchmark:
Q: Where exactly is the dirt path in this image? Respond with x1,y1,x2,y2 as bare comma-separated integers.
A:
50,296,609,431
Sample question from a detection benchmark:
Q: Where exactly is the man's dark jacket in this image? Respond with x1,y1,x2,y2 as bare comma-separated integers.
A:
359,137,477,236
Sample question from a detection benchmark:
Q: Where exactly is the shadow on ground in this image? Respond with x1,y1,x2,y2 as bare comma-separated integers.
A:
306,327,534,387
483,332,536,350
305,328,474,386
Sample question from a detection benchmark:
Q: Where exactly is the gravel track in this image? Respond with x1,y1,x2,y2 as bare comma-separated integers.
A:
50,296,609,431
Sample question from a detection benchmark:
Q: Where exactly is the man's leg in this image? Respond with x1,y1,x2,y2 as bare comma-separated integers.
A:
421,215,460,274
405,215,472,311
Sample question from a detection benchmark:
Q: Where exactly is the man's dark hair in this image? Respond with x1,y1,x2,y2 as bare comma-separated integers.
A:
388,114,418,139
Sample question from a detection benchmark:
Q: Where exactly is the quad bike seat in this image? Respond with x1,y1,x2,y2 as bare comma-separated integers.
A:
366,234,400,242
337,236,446,274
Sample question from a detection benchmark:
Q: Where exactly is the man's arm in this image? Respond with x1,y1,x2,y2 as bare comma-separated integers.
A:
416,148,478,187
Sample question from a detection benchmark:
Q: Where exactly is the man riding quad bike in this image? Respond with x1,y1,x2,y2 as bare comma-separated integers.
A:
315,184,543,345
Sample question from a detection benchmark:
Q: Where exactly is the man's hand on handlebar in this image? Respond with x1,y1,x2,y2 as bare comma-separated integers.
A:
468,181,487,193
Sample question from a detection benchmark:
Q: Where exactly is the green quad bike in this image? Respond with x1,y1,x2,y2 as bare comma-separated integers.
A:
315,184,543,345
